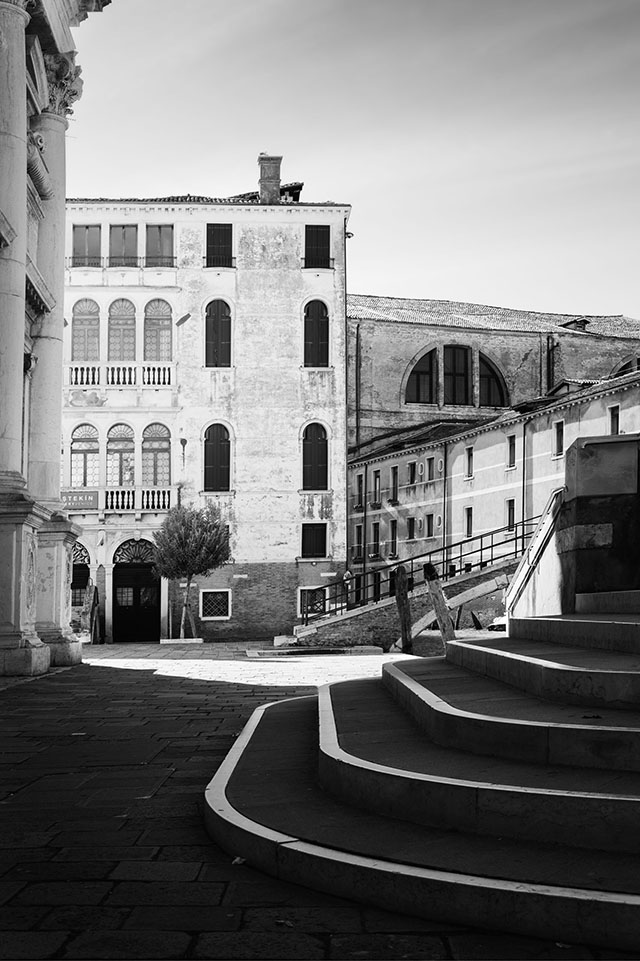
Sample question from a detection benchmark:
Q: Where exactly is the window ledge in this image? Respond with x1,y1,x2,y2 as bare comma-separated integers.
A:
201,489,236,497
296,556,332,564
300,365,334,371
505,465,517,472
551,453,565,461
299,489,333,495
202,365,235,371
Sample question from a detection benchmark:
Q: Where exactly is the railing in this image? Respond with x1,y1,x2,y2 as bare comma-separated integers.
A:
107,256,141,268
302,257,335,269
301,515,540,625
67,257,176,269
144,256,176,268
203,255,236,268
505,487,566,615
103,487,173,512
67,363,174,388
69,256,103,267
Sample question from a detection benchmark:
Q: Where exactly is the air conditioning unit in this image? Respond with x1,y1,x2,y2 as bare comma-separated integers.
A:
417,462,424,476
437,458,444,473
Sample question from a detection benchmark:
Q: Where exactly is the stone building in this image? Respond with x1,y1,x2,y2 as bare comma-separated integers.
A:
62,156,351,642
0,0,111,675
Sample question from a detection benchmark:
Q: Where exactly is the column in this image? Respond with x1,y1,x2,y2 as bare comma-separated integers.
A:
30,62,84,666
0,1,51,674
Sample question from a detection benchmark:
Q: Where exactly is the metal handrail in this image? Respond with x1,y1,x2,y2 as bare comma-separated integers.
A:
505,487,566,614
301,515,541,625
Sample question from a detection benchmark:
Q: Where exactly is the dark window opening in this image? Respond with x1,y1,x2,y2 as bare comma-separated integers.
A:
407,517,416,540
109,225,138,267
302,523,327,558
304,225,331,268
554,421,564,457
302,423,328,490
204,424,230,491
406,349,437,404
610,406,620,436
507,435,516,468
206,223,233,267
444,346,472,405
426,513,434,537
145,225,174,267
507,499,515,531
205,300,231,368
201,590,230,618
72,225,101,267
479,354,508,407
304,300,329,367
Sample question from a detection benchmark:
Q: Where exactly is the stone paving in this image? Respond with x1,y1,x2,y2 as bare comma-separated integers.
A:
0,643,633,960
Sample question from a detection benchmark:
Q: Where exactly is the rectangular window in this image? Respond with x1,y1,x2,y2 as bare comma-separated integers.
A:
408,462,417,485
300,587,325,618
507,498,516,531
71,451,99,488
371,570,381,602
372,470,381,505
109,225,138,267
145,225,174,267
370,522,380,557
465,447,474,478
200,589,231,620
554,421,564,457
72,225,101,266
390,465,399,502
465,507,473,538
407,517,416,540
426,457,435,481
426,513,434,538
389,519,397,556
355,473,364,509
444,345,471,405
304,225,331,268
609,405,620,436
206,223,233,267
301,523,327,558
507,434,516,468
354,524,363,560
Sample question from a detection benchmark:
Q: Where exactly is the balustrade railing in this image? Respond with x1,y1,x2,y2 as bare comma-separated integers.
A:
103,487,173,512
67,363,174,388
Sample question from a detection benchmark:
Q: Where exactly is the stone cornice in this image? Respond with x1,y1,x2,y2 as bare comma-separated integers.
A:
0,208,17,248
26,255,56,314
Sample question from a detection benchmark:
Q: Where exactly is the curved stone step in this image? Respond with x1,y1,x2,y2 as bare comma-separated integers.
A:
318,678,640,852
382,656,640,771
446,636,640,708
509,614,640,653
203,694,640,952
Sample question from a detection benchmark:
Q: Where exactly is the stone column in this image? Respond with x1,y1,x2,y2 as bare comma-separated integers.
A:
30,61,84,666
0,0,29,491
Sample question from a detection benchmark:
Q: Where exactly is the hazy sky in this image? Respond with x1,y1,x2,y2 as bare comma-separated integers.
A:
68,0,640,318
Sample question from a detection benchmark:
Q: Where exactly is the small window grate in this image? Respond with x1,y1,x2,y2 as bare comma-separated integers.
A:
201,590,230,618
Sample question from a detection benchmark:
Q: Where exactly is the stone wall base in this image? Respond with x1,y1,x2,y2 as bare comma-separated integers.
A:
44,637,83,667
0,640,50,676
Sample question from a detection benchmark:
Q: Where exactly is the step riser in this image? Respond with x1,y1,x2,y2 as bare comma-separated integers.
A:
318,749,640,853
382,662,640,772
205,742,640,952
509,616,640,653
446,641,640,709
576,591,640,614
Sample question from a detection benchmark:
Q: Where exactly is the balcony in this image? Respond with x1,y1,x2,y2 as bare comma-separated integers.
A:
107,256,141,268
62,487,174,514
69,256,103,267
144,256,176,268
302,257,334,269
203,255,236,268
67,362,174,388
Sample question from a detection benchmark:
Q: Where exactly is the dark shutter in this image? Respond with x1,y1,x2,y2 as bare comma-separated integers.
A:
444,346,471,405
204,424,230,491
206,224,233,267
304,301,329,367
302,424,328,490
301,523,327,558
304,225,330,268
205,301,231,367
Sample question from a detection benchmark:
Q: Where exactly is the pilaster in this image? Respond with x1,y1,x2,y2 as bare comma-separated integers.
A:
35,515,83,665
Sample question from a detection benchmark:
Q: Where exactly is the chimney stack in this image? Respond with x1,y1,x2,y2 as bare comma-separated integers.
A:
257,153,282,204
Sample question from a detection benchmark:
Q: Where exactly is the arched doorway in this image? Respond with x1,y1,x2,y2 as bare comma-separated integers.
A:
71,542,91,606
112,539,159,642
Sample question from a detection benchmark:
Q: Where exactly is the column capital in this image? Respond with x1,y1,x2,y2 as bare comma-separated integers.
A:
43,52,83,117
0,0,30,24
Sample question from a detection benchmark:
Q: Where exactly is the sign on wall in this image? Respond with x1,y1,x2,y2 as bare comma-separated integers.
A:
62,490,98,510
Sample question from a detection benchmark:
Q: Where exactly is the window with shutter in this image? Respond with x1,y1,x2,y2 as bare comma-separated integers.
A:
206,224,233,267
406,349,437,404
145,225,174,267
304,225,331,268
301,523,327,558
72,225,101,266
303,300,329,367
109,225,138,267
302,423,328,490
205,300,231,367
204,424,230,491
444,346,472,405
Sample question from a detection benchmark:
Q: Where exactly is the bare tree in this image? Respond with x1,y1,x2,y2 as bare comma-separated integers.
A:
153,504,230,639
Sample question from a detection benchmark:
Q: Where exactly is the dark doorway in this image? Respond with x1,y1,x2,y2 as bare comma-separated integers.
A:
112,563,160,642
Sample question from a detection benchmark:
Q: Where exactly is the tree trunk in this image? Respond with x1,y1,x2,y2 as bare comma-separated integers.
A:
394,565,413,654
180,575,191,639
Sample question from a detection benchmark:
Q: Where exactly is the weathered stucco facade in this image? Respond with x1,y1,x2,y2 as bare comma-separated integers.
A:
63,158,351,641
0,0,111,675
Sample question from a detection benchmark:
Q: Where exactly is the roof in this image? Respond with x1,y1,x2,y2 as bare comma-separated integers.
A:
347,293,640,340
349,419,486,461
66,183,349,207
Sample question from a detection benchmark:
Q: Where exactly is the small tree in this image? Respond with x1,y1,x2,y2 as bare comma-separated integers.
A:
153,503,230,639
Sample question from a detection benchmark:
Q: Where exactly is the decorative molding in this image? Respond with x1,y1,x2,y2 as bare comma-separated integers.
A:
25,254,56,314
73,541,90,564
43,52,83,117
0,208,17,248
113,539,155,564
27,130,54,199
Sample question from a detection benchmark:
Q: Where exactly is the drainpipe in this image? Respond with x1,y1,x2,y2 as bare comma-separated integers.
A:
362,462,368,600
441,443,448,572
521,420,527,552
355,323,361,449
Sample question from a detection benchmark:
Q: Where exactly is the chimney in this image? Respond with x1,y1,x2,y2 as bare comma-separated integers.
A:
257,153,282,204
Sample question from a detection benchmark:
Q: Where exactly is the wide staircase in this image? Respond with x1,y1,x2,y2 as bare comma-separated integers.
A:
204,436,640,950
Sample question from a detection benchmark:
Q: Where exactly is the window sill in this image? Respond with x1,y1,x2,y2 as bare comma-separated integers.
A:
463,475,474,481
297,556,332,563
200,616,232,621
387,498,399,506
551,453,565,461
505,465,517,472
203,365,235,371
369,501,382,510
300,365,334,371
201,489,236,497
299,488,333,495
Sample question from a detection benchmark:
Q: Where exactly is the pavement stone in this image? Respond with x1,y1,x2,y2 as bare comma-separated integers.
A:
0,645,625,960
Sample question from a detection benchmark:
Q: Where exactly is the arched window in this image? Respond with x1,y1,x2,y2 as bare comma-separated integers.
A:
71,542,91,606
107,424,135,487
205,300,231,367
444,345,472,405
144,300,172,361
302,423,328,490
70,424,99,488
204,424,230,491
479,354,508,407
142,423,171,486
406,349,437,404
304,300,329,367
71,299,100,361
614,358,640,377
108,299,136,361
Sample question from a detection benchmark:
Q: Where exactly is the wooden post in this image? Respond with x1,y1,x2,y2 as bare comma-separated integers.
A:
424,563,455,645
394,565,413,654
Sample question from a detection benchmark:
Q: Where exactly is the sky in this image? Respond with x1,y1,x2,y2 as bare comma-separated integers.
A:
67,0,640,318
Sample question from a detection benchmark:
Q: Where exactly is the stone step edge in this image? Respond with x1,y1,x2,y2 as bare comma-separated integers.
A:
447,639,640,709
576,591,640,614
509,616,640,652
381,659,640,771
246,646,383,658
202,696,640,952
317,682,640,852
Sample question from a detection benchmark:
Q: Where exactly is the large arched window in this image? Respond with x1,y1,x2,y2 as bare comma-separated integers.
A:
444,345,472,405
304,300,329,367
71,299,100,361
142,423,171,486
204,424,230,491
205,300,231,367
107,424,135,487
302,423,328,490
70,424,99,488
108,299,136,361
479,354,508,407
144,299,172,361
406,349,437,404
